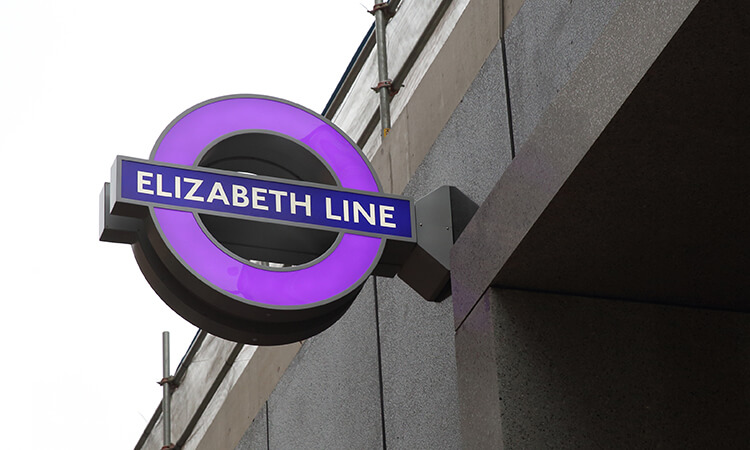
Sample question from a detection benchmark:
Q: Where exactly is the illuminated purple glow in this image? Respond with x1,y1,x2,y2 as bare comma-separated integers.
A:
151,96,382,307
154,98,378,191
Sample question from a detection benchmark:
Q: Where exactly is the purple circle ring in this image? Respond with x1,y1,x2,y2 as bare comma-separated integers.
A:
149,95,383,309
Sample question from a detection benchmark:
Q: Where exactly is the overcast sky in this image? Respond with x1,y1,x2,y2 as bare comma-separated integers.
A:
0,1,372,447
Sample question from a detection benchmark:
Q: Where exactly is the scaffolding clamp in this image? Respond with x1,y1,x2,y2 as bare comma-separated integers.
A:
371,79,400,96
368,2,394,17
157,375,177,387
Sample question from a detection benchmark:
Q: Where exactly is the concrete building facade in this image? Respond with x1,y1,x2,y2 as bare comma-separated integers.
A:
136,0,750,448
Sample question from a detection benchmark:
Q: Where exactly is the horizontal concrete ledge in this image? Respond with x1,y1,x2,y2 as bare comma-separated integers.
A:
452,0,750,325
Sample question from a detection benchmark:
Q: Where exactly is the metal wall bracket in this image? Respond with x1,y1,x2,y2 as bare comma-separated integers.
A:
377,186,479,302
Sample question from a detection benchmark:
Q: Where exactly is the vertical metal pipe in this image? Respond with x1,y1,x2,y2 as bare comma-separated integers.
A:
374,2,391,136
162,331,172,448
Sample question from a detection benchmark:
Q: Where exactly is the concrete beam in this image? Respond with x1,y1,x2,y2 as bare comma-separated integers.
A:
450,0,750,325
495,0,750,310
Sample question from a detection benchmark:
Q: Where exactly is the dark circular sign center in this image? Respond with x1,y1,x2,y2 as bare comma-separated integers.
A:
196,131,338,266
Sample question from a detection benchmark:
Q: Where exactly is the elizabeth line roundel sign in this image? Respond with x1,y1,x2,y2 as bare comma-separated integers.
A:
100,95,415,345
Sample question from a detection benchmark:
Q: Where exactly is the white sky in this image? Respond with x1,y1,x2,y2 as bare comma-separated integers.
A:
0,1,372,447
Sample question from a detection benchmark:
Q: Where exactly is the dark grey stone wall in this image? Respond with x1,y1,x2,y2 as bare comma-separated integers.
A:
504,0,623,150
375,278,460,449
492,289,750,449
402,39,513,204
235,403,267,450
454,290,503,449
265,278,383,449
456,289,750,450
234,279,383,449
374,33,512,450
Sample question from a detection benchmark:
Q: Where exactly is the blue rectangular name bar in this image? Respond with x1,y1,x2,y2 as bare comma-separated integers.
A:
115,157,414,240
